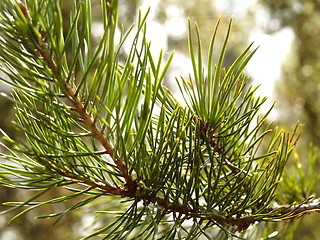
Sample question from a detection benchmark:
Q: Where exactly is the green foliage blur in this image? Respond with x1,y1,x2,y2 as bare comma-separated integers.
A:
259,0,320,239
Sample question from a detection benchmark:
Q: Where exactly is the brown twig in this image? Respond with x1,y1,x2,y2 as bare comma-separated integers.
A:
264,196,320,220
55,169,122,195
63,83,132,184
18,2,134,186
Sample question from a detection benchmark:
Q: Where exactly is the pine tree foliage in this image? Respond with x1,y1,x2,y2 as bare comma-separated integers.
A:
0,0,319,239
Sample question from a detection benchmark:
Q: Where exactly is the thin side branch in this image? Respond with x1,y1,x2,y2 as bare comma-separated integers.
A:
138,194,320,231
265,196,320,220
63,83,131,184
55,169,122,195
17,2,133,185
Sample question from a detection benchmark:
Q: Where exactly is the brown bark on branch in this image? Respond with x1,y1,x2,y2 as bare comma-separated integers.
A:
17,1,133,186
265,196,320,220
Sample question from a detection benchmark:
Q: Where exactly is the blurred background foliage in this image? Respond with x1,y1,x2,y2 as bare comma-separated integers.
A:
0,0,319,239
259,0,320,239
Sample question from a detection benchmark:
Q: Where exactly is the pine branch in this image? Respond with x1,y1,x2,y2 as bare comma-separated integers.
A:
0,0,319,239
281,197,320,219
12,1,135,196
264,196,320,220
54,168,122,195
